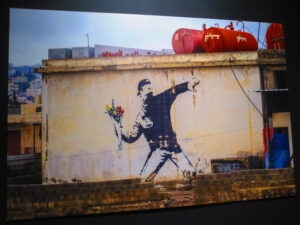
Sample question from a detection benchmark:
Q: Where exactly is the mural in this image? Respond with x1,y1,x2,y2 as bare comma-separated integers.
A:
106,78,200,181
41,66,267,183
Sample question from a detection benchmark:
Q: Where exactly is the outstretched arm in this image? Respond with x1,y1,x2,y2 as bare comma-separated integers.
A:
161,78,200,100
162,82,189,99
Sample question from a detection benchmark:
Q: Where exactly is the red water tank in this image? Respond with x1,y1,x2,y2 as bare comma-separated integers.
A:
202,27,258,52
266,23,285,49
172,28,204,54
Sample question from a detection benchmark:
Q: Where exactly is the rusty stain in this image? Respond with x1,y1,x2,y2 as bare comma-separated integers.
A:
45,113,49,144
192,95,196,108
248,107,254,155
171,79,176,94
241,67,250,87
42,113,49,178
45,113,49,162
101,65,118,71
191,69,197,108
163,70,169,81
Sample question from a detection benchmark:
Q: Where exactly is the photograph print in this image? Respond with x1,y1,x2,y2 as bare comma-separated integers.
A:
6,8,295,221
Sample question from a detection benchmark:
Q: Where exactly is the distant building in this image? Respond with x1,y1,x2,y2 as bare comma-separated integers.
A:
26,79,42,97
8,64,42,104
7,99,42,155
8,79,19,96
13,75,28,83
16,96,29,104
160,49,174,55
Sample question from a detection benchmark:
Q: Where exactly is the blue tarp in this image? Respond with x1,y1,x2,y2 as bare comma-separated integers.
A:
266,131,290,169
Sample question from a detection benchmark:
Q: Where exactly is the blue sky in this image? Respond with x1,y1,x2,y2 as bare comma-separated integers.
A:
9,8,270,66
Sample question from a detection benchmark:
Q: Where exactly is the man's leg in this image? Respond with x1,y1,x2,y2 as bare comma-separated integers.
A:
144,150,171,182
169,151,196,179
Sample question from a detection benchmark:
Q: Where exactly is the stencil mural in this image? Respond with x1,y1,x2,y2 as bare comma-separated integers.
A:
106,78,200,182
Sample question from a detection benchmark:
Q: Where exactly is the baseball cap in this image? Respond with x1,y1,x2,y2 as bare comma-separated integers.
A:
137,79,151,95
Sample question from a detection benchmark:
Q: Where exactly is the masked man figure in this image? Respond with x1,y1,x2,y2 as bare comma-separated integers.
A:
113,78,200,182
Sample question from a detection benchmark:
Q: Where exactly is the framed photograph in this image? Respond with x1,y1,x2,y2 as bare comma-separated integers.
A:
4,0,297,223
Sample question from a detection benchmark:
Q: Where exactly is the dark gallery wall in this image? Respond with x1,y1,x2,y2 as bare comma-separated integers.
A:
1,0,299,225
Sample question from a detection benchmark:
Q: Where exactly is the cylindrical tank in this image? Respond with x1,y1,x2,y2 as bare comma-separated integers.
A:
202,27,258,52
172,28,204,54
266,23,285,49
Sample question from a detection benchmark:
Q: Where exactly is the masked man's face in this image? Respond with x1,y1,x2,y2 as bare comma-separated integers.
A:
140,84,153,97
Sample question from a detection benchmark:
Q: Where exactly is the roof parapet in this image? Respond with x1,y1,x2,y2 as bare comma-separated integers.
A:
35,50,285,74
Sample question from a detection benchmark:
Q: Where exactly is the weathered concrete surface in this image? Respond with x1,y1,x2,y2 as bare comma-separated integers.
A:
193,168,295,204
39,49,288,183
36,50,285,73
41,66,264,182
7,178,169,221
6,168,295,221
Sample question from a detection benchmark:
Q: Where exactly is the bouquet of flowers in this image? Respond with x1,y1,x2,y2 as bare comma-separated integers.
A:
106,104,125,123
105,99,125,151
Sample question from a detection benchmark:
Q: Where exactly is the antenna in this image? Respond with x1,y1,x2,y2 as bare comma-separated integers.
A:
86,33,90,56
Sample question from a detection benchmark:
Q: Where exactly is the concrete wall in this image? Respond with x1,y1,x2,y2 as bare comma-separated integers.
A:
8,124,42,154
7,168,295,220
42,64,263,183
8,104,42,154
7,178,168,220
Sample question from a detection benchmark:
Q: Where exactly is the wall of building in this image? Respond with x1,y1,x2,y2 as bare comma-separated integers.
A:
7,103,42,155
8,123,42,154
42,64,264,183
7,168,295,221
